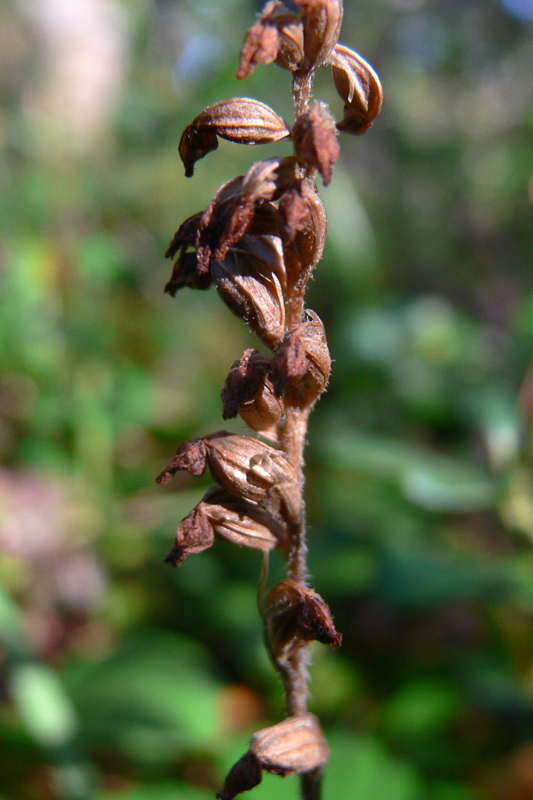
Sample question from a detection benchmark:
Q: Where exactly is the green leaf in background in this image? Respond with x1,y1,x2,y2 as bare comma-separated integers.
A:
64,630,220,763
324,731,424,800
322,426,497,513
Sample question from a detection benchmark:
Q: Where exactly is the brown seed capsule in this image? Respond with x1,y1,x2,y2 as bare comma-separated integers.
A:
251,713,330,775
293,0,343,71
164,506,215,567
204,432,300,523
156,432,300,524
292,101,339,186
264,578,342,656
272,311,331,409
277,179,327,291
179,98,290,176
237,1,304,79
222,349,284,436
329,43,383,134
211,235,286,350
202,487,289,550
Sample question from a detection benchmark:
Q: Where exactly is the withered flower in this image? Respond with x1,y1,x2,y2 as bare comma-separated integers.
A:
292,101,339,185
165,486,289,566
218,714,329,799
237,1,304,79
264,578,342,657
330,43,383,134
179,98,290,177
277,178,327,291
157,432,301,525
293,0,343,71
212,235,286,350
221,349,284,436
272,311,331,408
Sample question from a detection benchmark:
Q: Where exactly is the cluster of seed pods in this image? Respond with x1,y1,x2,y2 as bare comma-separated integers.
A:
157,2,382,797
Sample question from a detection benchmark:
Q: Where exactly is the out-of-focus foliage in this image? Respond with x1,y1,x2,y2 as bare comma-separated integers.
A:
1,0,533,798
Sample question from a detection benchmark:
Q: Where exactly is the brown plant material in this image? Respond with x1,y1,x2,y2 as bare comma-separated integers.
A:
164,506,215,567
272,311,331,408
277,179,327,292
179,98,290,176
219,713,329,798
157,432,301,525
222,349,284,435
159,4,383,796
292,101,339,185
211,235,286,350
237,1,304,79
330,43,383,134
264,578,342,657
202,487,289,551
293,0,343,70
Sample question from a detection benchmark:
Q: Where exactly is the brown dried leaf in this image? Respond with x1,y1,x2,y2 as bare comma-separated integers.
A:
292,101,339,185
329,43,383,134
179,98,290,176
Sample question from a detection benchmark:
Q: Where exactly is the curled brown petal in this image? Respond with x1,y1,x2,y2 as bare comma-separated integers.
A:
237,1,304,79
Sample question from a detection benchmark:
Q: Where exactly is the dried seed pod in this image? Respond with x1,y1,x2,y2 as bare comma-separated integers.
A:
237,1,304,79
218,713,329,798
204,432,301,524
211,235,286,350
179,98,290,177
329,43,383,134
202,487,289,550
251,713,329,774
292,101,339,186
164,506,215,567
272,311,331,408
293,0,343,71
264,578,342,656
277,179,327,291
157,432,301,525
222,349,284,436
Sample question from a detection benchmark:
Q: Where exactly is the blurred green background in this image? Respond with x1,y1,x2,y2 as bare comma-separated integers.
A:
2,0,533,798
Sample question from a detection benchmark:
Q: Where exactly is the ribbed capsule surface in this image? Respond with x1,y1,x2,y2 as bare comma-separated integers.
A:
212,235,286,350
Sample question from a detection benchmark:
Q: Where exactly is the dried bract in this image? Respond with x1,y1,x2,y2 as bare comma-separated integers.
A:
212,235,286,350
265,578,342,656
293,0,343,70
237,1,304,79
330,43,383,134
156,438,208,485
179,98,290,177
292,101,339,186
